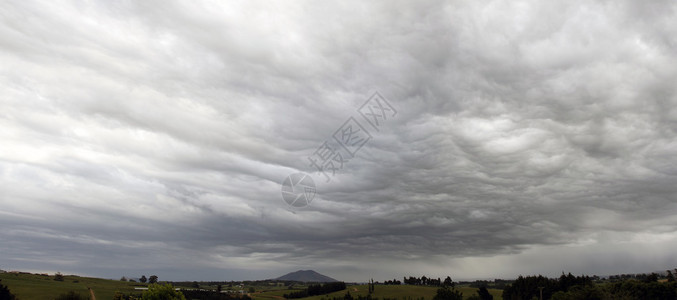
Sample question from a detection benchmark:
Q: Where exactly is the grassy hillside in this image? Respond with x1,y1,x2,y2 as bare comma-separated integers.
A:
253,284,503,300
0,272,144,300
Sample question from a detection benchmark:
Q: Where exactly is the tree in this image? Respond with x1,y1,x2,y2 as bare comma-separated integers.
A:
551,284,603,300
120,276,128,282
0,280,16,300
217,284,222,293
149,275,158,284
443,276,454,287
248,287,255,293
141,284,186,300
477,286,493,300
54,272,64,281
433,286,463,300
502,275,558,300
667,270,675,282
140,275,147,283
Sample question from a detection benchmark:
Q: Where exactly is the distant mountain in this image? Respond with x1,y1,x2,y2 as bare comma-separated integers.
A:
275,270,338,282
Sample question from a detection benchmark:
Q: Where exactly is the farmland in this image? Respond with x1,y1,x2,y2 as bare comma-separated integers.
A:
0,272,504,300
252,284,503,300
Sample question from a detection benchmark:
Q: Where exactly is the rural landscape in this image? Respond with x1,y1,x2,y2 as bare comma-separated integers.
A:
2,268,677,300
3,1,677,300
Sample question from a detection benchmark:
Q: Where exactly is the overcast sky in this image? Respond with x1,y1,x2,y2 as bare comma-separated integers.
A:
2,0,677,282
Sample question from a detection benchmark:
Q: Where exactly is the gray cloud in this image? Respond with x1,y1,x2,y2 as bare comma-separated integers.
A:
2,0,677,281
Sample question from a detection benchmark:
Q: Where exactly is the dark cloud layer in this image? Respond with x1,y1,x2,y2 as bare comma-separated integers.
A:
2,1,677,281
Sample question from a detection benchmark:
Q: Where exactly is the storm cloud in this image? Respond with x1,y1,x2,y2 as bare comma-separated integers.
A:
2,0,677,281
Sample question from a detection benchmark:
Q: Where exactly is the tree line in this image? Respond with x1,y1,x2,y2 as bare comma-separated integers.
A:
382,279,402,285
501,271,677,300
402,275,454,287
283,281,347,298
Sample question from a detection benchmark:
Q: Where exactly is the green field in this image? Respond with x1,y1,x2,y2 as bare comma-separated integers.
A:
253,284,503,300
0,272,144,300
1,272,503,300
